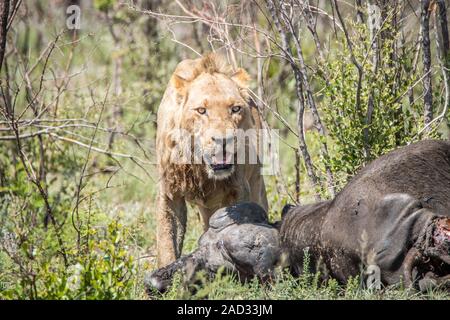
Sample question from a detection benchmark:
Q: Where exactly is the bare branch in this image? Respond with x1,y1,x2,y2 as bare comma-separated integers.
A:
421,0,433,131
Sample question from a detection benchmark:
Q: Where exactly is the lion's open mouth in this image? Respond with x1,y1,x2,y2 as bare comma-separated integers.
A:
205,151,236,179
211,163,233,171
206,158,235,180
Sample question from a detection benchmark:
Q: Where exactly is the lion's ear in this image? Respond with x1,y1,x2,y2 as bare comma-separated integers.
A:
172,74,190,94
231,68,250,89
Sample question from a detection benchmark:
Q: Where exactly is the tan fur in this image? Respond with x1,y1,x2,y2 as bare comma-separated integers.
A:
156,53,268,267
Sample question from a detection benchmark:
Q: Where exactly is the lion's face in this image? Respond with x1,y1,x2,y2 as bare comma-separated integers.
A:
178,71,253,180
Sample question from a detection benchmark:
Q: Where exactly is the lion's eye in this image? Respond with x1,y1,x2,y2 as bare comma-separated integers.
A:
231,106,242,113
196,107,207,115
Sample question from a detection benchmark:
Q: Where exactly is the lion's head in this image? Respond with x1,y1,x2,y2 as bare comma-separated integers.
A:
157,53,257,194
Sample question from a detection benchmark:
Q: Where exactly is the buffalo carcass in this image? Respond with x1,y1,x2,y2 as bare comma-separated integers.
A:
147,140,450,293
281,139,450,290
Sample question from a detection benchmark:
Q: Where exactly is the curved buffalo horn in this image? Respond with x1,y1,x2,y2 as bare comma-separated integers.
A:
402,247,422,288
144,248,207,294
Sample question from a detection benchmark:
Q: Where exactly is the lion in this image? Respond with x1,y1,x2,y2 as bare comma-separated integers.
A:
155,53,268,267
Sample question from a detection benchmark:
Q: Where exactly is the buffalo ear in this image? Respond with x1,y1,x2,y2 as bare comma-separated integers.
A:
231,68,250,89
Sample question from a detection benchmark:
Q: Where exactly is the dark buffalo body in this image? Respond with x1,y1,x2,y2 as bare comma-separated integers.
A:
281,140,450,287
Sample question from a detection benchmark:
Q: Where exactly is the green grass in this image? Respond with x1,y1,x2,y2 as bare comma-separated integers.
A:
150,263,450,300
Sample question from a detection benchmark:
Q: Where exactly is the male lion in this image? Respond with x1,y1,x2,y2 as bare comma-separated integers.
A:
156,53,268,267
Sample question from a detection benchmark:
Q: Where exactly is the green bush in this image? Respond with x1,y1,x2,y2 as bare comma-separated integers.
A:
0,155,136,300
321,22,439,188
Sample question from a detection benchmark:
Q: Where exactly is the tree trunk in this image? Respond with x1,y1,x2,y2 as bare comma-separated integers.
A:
436,0,449,74
0,0,10,73
421,0,433,130
436,0,450,132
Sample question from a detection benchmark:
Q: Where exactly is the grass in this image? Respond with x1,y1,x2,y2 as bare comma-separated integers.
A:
152,264,450,300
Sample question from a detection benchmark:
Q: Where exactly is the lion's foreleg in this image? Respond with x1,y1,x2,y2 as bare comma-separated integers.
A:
156,192,187,268
198,205,214,232
259,178,269,213
247,167,268,214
